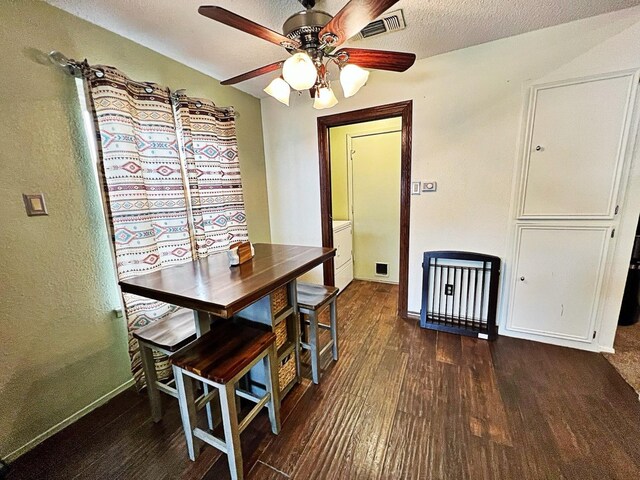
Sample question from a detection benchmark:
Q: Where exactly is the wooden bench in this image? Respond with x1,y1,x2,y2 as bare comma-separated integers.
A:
171,321,281,480
297,282,339,384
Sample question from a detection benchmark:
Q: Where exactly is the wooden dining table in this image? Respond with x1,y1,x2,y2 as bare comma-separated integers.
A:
120,243,335,400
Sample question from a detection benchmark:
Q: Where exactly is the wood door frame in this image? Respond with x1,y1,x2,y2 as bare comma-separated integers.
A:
317,100,413,318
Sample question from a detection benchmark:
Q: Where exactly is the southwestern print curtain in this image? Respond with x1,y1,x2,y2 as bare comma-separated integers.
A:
173,92,248,257
86,66,194,388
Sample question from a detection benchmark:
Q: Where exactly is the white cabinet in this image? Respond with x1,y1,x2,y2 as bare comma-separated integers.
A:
333,220,353,293
506,71,638,351
508,226,610,342
519,74,633,219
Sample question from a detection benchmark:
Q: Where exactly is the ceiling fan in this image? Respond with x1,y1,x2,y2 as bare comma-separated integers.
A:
198,0,416,108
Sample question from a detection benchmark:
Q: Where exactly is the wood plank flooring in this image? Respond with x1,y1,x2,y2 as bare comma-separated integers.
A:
7,280,640,479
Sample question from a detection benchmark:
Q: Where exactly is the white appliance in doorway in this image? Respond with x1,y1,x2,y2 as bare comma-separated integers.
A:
333,220,353,293
505,70,639,351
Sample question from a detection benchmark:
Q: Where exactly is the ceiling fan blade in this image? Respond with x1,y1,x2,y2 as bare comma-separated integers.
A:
198,6,300,48
337,48,416,72
319,0,399,47
220,60,285,85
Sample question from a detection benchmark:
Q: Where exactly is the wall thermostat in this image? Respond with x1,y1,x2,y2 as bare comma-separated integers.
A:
422,181,437,192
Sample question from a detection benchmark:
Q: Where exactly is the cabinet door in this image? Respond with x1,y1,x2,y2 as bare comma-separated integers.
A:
520,73,634,218
508,226,609,342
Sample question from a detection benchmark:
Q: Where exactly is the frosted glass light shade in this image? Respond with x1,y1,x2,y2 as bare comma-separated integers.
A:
264,77,290,105
340,64,369,97
313,87,339,110
282,52,318,91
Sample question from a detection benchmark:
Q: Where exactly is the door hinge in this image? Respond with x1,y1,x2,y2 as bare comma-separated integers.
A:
593,330,597,339
611,228,616,238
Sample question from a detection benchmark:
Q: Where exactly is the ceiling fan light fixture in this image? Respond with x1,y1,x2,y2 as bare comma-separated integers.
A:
264,76,291,105
339,64,370,98
313,86,339,110
282,52,318,91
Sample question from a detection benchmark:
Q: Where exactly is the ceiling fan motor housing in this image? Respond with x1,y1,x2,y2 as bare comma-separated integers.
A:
283,10,333,53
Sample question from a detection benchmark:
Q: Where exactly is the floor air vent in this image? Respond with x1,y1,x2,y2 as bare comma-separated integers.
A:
352,9,406,40
375,262,389,277
420,251,501,340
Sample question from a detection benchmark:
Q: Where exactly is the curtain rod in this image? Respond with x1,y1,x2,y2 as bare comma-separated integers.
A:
48,50,238,117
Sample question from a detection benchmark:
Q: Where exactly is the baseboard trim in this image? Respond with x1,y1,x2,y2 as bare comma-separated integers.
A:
4,378,134,462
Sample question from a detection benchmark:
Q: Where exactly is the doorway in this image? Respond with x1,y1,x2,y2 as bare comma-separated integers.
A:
317,101,412,318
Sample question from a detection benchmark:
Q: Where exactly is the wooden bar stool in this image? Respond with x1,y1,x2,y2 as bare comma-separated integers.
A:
171,321,281,480
133,310,197,422
296,282,339,384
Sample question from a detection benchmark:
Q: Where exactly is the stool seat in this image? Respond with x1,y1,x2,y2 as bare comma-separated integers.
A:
171,322,275,384
133,310,196,353
296,282,339,311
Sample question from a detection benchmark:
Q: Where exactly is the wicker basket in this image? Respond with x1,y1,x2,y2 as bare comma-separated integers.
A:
278,354,296,392
274,319,288,350
271,285,289,315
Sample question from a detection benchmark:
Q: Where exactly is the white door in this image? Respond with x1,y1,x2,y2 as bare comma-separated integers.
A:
508,226,610,342
351,131,401,282
520,74,634,219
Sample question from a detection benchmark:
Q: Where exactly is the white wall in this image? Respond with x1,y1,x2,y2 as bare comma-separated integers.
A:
261,6,640,351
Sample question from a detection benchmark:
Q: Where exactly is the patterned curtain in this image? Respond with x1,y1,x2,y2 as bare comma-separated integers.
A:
85,66,194,388
173,93,248,257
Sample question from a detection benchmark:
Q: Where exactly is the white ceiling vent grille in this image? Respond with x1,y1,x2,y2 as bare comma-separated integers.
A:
352,9,406,40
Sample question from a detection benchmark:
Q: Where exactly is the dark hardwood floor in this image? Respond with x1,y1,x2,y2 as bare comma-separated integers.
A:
8,281,640,479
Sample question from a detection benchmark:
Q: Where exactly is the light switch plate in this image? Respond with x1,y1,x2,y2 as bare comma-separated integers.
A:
22,193,48,216
411,181,421,195
422,181,437,192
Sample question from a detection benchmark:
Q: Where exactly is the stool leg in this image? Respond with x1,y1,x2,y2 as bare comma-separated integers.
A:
220,382,243,480
173,366,201,461
263,345,281,434
309,310,321,384
300,311,308,344
289,281,302,384
330,299,339,361
194,310,215,430
139,342,162,422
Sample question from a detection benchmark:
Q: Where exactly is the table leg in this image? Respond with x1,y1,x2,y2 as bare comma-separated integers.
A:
195,310,211,336
193,310,214,430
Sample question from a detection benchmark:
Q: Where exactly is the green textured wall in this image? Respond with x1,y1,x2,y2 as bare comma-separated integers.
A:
0,0,270,459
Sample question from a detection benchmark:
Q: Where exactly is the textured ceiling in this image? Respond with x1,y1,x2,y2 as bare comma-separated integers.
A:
45,0,640,98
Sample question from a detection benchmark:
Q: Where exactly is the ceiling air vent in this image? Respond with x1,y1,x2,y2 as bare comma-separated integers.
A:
352,9,406,40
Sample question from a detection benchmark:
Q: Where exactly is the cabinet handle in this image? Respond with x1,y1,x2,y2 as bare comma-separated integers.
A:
520,276,525,281
535,145,542,151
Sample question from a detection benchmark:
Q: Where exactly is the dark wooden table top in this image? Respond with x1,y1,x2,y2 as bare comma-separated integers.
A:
119,243,335,318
